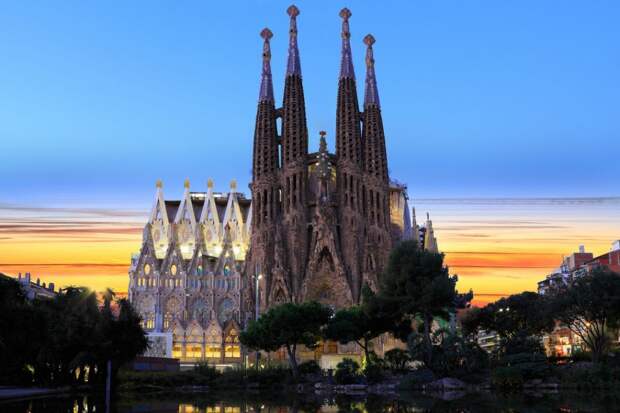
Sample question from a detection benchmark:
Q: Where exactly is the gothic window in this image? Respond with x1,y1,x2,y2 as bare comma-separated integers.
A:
224,328,241,358
218,298,234,325
206,330,221,359
197,265,203,276
163,313,173,329
190,299,209,324
223,265,231,276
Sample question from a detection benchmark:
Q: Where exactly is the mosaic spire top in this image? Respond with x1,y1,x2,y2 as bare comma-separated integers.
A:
258,28,274,102
286,5,302,76
363,34,380,108
339,8,355,80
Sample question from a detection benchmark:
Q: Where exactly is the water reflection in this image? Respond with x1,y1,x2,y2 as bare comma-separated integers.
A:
3,392,620,413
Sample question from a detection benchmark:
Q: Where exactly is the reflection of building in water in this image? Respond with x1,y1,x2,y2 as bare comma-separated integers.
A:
129,179,247,365
178,404,242,413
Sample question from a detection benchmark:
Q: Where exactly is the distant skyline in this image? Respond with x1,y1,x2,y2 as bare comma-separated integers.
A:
1,1,619,302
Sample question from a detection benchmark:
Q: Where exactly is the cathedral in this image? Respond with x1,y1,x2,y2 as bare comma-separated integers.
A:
128,6,438,365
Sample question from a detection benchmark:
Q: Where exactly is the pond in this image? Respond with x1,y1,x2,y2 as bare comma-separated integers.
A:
3,391,620,412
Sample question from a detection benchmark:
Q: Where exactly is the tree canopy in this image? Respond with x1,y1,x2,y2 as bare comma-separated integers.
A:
549,268,620,363
0,276,147,386
324,286,388,362
239,301,332,378
373,240,469,366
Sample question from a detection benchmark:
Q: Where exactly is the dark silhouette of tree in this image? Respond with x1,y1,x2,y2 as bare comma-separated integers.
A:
240,301,332,379
0,276,147,387
373,240,467,367
324,285,389,363
549,268,620,363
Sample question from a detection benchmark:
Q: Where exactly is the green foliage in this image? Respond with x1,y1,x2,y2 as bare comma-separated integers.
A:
374,240,468,366
0,277,147,387
548,268,620,363
334,358,361,384
363,363,384,384
491,366,524,389
239,301,332,379
383,348,411,372
297,360,322,376
324,289,388,362
398,368,436,390
468,292,554,341
193,363,221,382
501,331,545,356
408,329,488,378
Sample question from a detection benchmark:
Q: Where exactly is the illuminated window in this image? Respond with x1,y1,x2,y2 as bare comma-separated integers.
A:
164,313,173,329
224,408,240,413
206,407,221,413
206,330,222,359
186,345,202,358
172,344,183,359
223,265,230,276
225,329,241,358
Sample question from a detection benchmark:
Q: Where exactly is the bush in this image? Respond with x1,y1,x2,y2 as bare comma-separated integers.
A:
571,350,592,363
491,366,524,389
502,352,549,380
363,363,384,384
384,348,411,372
334,358,361,385
193,363,221,381
298,360,322,376
398,368,435,390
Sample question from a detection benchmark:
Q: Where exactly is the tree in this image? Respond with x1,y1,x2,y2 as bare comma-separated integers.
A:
0,279,147,387
240,301,332,379
549,268,620,363
374,240,466,367
474,292,554,341
324,286,387,363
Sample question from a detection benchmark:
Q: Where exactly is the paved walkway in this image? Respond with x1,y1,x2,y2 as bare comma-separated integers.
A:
0,386,68,400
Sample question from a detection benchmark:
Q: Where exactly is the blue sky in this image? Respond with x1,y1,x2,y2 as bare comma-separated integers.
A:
1,0,619,206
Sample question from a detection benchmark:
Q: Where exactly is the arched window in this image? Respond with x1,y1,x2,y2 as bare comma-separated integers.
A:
223,265,231,276
224,328,241,358
206,330,221,359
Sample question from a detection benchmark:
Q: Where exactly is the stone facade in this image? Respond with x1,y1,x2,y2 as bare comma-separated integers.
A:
129,6,440,364
128,180,247,364
244,7,424,314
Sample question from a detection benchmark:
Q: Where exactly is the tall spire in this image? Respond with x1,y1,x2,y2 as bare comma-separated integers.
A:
281,4,309,167
363,34,380,108
286,5,301,76
252,27,279,182
339,8,355,79
258,28,274,103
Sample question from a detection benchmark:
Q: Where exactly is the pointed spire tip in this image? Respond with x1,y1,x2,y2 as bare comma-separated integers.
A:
184,179,190,189
260,27,273,41
156,179,163,189
339,8,352,20
363,34,375,46
287,4,299,17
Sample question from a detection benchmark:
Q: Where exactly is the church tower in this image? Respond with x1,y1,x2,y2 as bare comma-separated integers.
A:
280,5,309,299
335,8,365,302
361,34,392,289
248,28,280,312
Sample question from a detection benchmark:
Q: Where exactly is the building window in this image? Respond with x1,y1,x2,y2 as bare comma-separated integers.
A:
206,331,221,358
225,329,241,358
186,345,202,359
172,344,183,359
